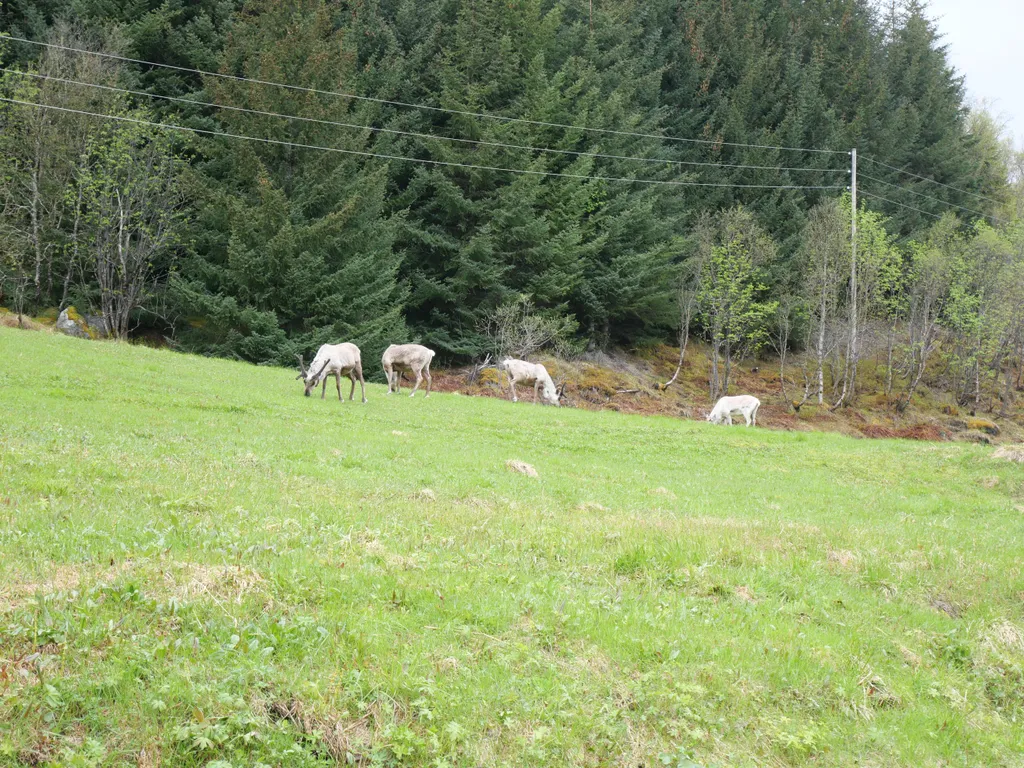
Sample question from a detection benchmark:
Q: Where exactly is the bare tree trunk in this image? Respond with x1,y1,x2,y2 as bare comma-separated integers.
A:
662,332,689,390
816,320,826,405
29,160,43,303
1001,364,1014,419
662,292,695,390
775,311,791,403
1017,339,1024,391
884,318,897,398
830,343,843,401
61,182,84,310
897,314,939,414
722,342,732,397
709,340,721,401
832,350,850,411
973,356,982,411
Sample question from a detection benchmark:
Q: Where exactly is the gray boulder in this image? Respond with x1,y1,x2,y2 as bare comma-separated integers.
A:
57,307,111,339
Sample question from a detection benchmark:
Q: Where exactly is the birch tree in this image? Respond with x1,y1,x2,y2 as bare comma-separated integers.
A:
74,117,186,339
800,199,847,405
695,209,778,400
895,215,959,412
0,23,124,308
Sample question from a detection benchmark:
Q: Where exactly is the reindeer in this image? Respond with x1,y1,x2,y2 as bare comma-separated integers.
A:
382,344,436,397
296,343,367,402
707,395,760,426
501,358,563,406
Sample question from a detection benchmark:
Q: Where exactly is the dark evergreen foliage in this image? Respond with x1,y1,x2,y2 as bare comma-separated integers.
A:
0,0,1010,363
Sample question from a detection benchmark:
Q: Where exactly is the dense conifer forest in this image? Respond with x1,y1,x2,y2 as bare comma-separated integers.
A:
2,1,1021,405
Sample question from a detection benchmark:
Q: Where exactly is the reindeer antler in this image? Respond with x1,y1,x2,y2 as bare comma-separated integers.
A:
295,354,308,380
311,358,330,381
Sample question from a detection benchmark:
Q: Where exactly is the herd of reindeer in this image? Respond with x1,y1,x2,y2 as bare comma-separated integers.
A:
293,342,763,427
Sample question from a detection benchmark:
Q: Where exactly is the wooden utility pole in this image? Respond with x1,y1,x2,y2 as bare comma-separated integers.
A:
849,147,858,401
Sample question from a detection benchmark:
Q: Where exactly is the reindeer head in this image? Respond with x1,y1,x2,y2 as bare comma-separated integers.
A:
542,378,564,407
296,354,330,397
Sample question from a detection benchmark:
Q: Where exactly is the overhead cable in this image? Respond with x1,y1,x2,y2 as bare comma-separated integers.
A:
0,69,849,176
0,97,849,191
861,155,1004,207
2,35,850,156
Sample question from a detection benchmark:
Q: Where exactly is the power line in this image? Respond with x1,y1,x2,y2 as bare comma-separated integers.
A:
859,171,1005,222
0,68,849,177
861,155,1004,207
3,35,850,156
860,190,945,221
0,97,849,191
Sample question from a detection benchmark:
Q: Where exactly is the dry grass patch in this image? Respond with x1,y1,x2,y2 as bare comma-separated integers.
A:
506,459,538,477
136,746,161,768
993,445,1024,463
735,585,757,602
0,563,102,613
986,620,1024,653
897,644,922,668
267,699,372,765
0,310,48,332
166,563,265,603
360,538,421,571
0,561,266,612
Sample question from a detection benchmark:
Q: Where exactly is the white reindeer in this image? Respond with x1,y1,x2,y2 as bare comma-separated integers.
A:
707,395,761,427
382,344,436,397
501,358,562,406
296,343,367,402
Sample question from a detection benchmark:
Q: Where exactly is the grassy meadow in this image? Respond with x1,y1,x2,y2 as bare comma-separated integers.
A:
1,328,1023,767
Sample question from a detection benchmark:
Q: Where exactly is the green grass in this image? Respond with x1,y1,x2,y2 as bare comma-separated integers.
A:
1,329,1023,768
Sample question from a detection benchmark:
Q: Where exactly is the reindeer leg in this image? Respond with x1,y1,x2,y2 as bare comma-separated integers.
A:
410,368,423,397
424,363,432,398
534,380,540,404
358,364,367,403
321,374,328,400
348,372,356,402
510,379,518,402
384,364,393,394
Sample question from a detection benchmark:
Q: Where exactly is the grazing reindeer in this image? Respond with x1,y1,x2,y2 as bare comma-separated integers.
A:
382,344,436,397
707,395,760,427
501,358,563,406
296,343,367,402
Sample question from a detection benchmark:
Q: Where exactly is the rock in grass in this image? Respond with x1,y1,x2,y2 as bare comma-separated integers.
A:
506,459,538,478
57,306,111,339
993,445,1024,463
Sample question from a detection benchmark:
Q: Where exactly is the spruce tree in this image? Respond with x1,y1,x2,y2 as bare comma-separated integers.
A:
171,0,406,367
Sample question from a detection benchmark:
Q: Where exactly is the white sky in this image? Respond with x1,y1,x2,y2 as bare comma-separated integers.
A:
926,0,1024,146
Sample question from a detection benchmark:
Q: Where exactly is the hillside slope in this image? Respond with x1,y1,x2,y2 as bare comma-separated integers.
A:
1,329,1023,767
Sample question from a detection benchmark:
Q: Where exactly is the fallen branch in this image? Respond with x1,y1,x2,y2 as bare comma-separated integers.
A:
467,353,493,385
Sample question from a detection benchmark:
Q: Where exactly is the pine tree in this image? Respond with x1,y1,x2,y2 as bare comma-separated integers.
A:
171,0,406,367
